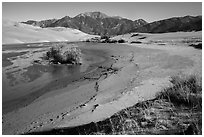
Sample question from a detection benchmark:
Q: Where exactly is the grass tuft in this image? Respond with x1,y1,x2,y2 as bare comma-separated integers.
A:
156,75,202,110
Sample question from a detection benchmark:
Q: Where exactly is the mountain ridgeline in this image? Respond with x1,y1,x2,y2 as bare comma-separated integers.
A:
132,15,202,33
22,12,147,36
22,12,202,36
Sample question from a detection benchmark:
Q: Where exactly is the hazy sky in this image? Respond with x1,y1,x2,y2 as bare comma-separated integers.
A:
3,2,202,23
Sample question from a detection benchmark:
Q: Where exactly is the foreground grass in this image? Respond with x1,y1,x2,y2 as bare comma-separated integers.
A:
93,75,202,135
27,74,202,135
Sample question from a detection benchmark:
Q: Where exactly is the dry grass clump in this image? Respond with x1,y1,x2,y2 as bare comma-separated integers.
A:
45,43,81,64
156,75,202,110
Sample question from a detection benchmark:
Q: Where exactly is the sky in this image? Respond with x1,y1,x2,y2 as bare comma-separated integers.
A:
2,2,202,23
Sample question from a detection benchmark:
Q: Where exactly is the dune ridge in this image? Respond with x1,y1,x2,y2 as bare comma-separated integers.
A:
2,20,98,44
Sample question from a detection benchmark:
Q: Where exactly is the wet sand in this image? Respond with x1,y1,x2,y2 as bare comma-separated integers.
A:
2,43,114,114
2,40,201,134
2,52,29,67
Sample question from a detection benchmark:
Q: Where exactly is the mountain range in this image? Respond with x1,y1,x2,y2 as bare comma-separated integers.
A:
22,11,202,36
22,11,147,36
133,15,202,33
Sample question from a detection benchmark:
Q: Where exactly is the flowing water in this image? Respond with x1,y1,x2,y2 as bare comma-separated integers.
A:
2,42,111,114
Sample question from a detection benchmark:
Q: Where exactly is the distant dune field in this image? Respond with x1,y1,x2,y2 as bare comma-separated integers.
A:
2,20,99,44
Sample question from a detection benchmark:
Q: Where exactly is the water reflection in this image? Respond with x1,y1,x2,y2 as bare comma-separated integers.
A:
49,64,81,79
2,42,109,114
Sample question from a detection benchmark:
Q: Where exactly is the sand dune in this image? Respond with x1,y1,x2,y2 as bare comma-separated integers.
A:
2,20,99,44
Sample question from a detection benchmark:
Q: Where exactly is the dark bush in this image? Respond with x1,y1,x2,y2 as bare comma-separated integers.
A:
85,39,90,42
46,45,81,64
189,43,202,49
101,35,110,40
108,39,117,43
118,39,126,43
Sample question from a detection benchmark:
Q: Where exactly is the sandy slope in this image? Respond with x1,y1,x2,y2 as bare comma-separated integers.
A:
2,20,98,44
2,32,202,134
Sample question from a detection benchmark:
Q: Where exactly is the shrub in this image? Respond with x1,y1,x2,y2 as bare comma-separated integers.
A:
118,39,126,43
102,39,117,43
46,44,81,64
109,39,117,43
46,46,60,60
86,39,90,42
101,35,110,40
189,43,202,49
62,47,81,64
